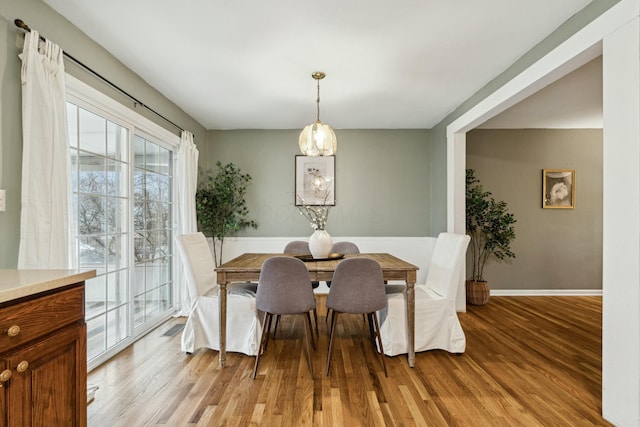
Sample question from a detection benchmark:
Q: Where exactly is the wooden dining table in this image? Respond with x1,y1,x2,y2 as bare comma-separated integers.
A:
215,253,418,368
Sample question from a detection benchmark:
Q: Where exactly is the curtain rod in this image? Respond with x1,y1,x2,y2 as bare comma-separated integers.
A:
14,18,186,134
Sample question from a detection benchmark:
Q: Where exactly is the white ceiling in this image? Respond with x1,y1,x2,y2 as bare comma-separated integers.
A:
44,0,597,130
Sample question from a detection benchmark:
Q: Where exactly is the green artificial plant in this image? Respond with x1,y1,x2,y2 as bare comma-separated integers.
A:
466,169,516,282
195,161,257,266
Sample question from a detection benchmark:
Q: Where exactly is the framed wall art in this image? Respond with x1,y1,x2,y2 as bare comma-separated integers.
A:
295,155,335,206
543,169,575,209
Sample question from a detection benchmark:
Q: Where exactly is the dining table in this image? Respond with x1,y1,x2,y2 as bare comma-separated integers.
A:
215,252,418,368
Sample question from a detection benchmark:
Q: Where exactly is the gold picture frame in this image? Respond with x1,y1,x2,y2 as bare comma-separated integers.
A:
543,169,575,209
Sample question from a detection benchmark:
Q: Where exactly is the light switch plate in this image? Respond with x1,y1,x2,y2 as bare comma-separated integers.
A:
0,189,5,212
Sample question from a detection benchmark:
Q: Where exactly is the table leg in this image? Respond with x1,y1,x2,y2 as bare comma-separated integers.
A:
406,280,415,368
219,280,227,368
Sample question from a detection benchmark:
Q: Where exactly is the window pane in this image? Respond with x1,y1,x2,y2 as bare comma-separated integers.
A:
107,198,128,234
71,149,79,192
107,270,128,309
107,234,127,270
159,175,171,202
134,294,145,328
159,283,172,313
145,172,159,201
134,136,145,168
146,259,163,289
87,315,106,360
79,107,106,156
133,171,145,201
106,306,128,348
147,201,167,232
79,235,106,268
107,121,128,161
107,198,120,234
133,263,146,297
158,146,171,175
78,195,106,235
107,160,128,197
158,256,171,285
145,287,160,319
73,194,79,235
78,155,106,194
85,275,106,318
145,140,160,172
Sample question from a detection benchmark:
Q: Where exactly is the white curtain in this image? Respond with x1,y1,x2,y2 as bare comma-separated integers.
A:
18,31,76,269
175,130,199,315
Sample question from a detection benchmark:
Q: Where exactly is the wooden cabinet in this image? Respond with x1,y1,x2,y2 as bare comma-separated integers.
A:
0,284,86,427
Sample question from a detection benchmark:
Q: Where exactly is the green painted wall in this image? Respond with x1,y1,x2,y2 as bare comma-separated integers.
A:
0,0,206,268
205,129,431,237
467,129,603,290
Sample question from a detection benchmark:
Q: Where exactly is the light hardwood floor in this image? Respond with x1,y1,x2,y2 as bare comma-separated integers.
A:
87,296,611,426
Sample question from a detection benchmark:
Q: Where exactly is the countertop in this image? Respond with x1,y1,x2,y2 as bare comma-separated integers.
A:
0,269,97,304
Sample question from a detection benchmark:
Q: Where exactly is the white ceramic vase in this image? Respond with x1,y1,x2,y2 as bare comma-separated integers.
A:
309,229,333,259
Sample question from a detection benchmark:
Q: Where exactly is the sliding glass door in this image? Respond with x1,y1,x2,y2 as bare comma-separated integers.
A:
67,98,175,368
132,135,173,329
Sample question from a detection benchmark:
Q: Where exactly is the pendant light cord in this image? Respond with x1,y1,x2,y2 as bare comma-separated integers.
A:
316,78,321,122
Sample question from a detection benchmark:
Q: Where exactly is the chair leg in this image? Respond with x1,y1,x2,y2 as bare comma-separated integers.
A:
303,313,314,376
306,311,317,351
326,310,339,376
273,314,280,339
253,312,272,379
325,308,332,323
312,308,319,336
366,313,376,345
264,312,274,352
371,312,388,377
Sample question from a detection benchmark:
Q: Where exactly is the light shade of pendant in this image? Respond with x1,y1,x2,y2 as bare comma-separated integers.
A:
299,121,337,156
299,71,337,156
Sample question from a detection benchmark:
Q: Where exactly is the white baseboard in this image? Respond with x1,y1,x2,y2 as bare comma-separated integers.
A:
490,289,603,296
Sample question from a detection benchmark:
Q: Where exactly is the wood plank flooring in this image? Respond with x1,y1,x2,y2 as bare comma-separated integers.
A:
87,296,611,426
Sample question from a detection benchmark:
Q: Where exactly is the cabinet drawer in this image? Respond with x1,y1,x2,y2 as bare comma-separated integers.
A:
0,286,84,352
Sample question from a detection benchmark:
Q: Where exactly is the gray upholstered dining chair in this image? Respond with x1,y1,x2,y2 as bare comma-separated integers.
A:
253,256,317,379
283,241,320,289
325,258,388,377
280,241,319,336
324,241,361,321
326,241,360,288
330,241,360,256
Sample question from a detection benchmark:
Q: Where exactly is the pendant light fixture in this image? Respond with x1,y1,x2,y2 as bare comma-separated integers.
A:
299,71,337,156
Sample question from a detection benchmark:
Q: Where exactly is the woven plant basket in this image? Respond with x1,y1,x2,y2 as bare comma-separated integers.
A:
466,280,490,305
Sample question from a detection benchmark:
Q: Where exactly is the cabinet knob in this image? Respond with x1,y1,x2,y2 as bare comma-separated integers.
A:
0,369,11,385
16,361,29,373
6,325,20,337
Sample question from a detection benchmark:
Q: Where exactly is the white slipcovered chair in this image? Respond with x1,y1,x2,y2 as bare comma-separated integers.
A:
378,232,471,356
176,232,261,356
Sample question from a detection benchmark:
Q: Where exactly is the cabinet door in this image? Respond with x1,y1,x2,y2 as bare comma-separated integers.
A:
0,359,8,426
5,323,86,427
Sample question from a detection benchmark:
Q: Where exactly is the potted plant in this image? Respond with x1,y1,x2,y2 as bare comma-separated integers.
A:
195,161,257,267
465,169,516,305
